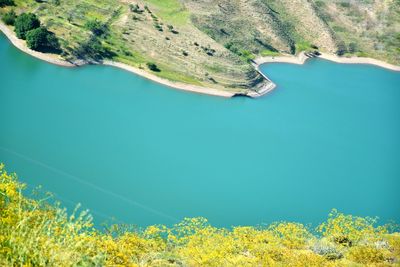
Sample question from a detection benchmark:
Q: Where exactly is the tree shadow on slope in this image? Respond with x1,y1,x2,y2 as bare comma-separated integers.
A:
73,36,116,63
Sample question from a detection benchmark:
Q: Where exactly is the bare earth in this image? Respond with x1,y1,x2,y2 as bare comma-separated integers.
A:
0,22,234,98
1,21,399,99
0,22,74,67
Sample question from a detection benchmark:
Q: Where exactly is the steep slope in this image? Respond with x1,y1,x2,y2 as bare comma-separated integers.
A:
266,0,337,52
115,0,265,91
0,0,398,95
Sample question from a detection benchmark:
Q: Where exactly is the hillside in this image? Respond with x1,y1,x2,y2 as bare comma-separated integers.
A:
0,0,399,95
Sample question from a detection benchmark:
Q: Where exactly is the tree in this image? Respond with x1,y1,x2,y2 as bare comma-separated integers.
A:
336,41,347,56
146,62,160,72
85,19,108,36
129,4,143,13
14,13,40,40
26,27,60,52
348,43,358,54
2,10,16,25
73,36,115,61
0,0,14,7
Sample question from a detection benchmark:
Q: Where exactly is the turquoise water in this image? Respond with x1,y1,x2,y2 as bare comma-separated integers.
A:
1,33,399,227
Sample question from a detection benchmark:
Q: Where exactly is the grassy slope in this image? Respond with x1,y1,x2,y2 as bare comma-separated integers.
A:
0,0,398,94
313,0,400,65
186,0,399,65
0,0,263,94
1,164,400,266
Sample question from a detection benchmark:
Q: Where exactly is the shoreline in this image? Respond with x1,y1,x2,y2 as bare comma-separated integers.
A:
0,22,76,67
0,22,235,98
254,52,400,72
2,21,399,99
103,61,235,98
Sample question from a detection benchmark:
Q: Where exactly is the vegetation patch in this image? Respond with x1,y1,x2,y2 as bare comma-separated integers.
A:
146,62,160,72
145,0,189,25
0,0,14,8
14,12,40,39
0,164,399,266
26,26,60,52
0,0,398,93
1,9,15,25
73,36,115,62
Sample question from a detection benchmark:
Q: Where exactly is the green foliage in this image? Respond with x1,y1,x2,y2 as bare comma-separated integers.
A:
224,42,254,62
14,13,40,40
347,245,387,264
336,41,348,56
73,36,114,61
295,41,313,53
145,0,189,25
314,0,326,8
26,27,60,53
348,42,358,54
166,24,179,34
85,19,108,36
239,49,255,62
146,62,160,72
129,3,143,14
338,1,351,8
1,9,16,26
0,0,14,7
153,22,163,31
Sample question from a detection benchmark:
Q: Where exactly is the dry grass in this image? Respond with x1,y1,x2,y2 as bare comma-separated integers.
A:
1,164,400,266
0,0,398,94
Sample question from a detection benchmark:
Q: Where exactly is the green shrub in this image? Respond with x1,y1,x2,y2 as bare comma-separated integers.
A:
347,245,386,264
154,23,163,31
338,2,351,8
336,41,347,56
348,42,358,54
1,9,16,25
146,62,160,72
26,26,60,52
73,37,114,61
0,164,398,266
85,19,108,36
0,0,14,7
14,13,40,40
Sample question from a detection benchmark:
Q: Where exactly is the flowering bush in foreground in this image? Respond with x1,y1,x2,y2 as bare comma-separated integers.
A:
0,164,399,266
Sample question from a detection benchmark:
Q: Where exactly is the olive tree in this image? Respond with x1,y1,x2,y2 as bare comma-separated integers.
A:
26,26,60,52
14,13,40,39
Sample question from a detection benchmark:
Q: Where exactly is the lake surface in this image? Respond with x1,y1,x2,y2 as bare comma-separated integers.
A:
1,33,399,227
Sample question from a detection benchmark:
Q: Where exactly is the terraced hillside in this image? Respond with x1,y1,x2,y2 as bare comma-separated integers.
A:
0,0,399,95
